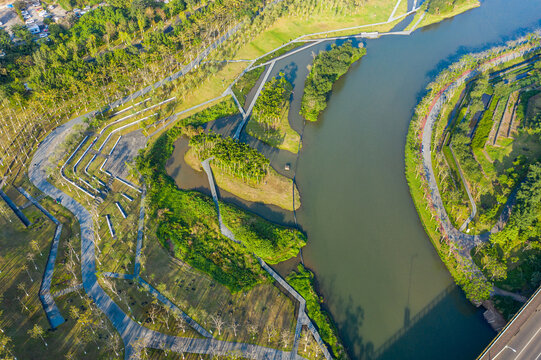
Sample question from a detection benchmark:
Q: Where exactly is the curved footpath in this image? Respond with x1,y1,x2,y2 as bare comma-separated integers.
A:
29,105,304,359
419,46,541,277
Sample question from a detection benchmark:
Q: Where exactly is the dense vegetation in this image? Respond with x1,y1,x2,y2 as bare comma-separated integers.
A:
300,41,366,122
220,204,306,264
246,73,300,152
189,132,270,184
252,74,292,129
287,265,347,359
405,36,541,303
232,67,264,107
425,0,474,14
137,101,305,291
475,163,541,292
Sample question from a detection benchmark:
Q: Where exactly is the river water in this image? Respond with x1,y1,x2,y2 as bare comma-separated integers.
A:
167,1,541,359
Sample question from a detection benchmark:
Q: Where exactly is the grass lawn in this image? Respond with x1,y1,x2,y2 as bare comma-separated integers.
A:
185,148,300,211
232,67,265,107
99,276,202,338
246,102,301,154
96,182,142,275
297,328,326,360
0,192,122,359
234,0,401,60
405,0,480,31
140,226,297,349
172,62,247,114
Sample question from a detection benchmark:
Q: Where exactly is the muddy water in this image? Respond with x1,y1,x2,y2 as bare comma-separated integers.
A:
167,1,541,358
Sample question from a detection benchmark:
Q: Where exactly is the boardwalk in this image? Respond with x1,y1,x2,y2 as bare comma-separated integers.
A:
201,160,331,360
17,187,66,329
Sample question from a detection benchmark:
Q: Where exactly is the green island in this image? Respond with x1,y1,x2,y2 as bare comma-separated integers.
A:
247,74,301,153
406,34,541,320
0,0,487,357
301,42,367,122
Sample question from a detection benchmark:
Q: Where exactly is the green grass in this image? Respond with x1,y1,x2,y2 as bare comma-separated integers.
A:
137,102,305,291
0,187,122,359
220,202,306,264
253,42,307,66
140,223,297,349
246,101,301,153
232,67,264,108
406,0,480,31
472,95,500,149
287,265,347,360
234,0,400,60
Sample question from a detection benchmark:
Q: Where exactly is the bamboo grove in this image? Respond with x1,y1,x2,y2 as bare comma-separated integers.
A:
189,132,269,184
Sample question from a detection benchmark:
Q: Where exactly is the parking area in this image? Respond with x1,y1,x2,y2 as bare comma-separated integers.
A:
0,1,68,36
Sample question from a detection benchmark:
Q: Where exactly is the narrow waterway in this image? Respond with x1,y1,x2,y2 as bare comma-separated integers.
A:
166,0,541,359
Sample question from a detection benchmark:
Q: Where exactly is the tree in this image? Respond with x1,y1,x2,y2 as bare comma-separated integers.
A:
17,282,29,297
21,263,33,282
280,329,291,348
265,324,276,344
28,324,47,347
301,330,311,352
229,321,239,337
210,314,224,336
27,252,38,270
148,303,160,325
31,240,43,256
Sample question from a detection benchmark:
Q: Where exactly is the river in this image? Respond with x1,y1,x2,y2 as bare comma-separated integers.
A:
166,0,541,359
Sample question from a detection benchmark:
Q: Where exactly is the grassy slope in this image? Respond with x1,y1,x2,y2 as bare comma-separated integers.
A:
406,0,480,31
232,67,265,107
234,0,400,60
185,148,301,211
0,190,122,359
220,202,306,264
246,101,301,154
140,229,297,350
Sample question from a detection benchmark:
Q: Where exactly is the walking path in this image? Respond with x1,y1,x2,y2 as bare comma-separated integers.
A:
201,158,237,241
448,144,477,232
133,186,146,278
0,188,31,226
201,160,331,360
17,187,66,329
20,2,445,357
53,283,83,298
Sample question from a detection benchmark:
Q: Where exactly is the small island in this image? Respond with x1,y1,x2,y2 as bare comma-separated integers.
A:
301,42,367,122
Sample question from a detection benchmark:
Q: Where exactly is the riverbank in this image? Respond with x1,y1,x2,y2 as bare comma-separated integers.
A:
405,0,480,31
185,147,301,211
405,34,541,306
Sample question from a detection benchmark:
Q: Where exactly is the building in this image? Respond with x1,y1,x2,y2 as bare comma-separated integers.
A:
27,24,40,34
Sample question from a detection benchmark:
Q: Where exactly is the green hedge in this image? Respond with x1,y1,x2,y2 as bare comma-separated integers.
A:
137,99,305,292
287,265,348,359
300,41,366,122
220,203,306,264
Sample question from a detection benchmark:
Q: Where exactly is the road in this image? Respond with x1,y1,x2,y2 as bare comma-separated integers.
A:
478,287,541,360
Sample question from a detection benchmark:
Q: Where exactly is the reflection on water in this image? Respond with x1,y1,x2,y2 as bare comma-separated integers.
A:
166,0,541,358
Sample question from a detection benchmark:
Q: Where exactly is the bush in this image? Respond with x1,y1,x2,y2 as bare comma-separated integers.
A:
137,99,304,292
287,265,347,359
300,41,366,122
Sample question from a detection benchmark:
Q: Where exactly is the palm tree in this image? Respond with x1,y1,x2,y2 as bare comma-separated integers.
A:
28,324,47,347
31,240,42,256
21,264,33,282
27,252,38,270
17,282,29,297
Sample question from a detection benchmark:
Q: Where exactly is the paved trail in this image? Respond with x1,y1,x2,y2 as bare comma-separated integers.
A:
18,187,66,329
29,115,304,359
